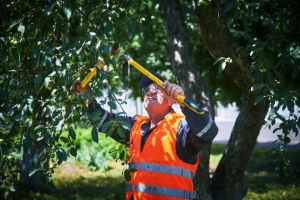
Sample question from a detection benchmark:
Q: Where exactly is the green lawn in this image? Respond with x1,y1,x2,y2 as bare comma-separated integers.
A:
18,161,126,200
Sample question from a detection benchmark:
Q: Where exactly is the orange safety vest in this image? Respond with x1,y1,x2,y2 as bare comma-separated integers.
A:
126,113,199,200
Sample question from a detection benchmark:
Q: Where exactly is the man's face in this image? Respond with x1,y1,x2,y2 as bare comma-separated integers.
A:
143,83,171,110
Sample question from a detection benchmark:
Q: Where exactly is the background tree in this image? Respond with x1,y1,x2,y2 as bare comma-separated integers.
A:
156,0,299,199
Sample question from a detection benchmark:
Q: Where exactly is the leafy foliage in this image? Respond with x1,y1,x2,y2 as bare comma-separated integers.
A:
221,0,300,175
0,0,148,198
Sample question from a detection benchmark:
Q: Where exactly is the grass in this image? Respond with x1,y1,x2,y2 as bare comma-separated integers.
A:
244,145,300,200
13,128,300,199
245,171,300,200
210,143,300,200
17,161,126,200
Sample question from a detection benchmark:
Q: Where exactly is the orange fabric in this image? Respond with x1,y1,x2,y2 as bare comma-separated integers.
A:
130,193,190,200
126,113,199,200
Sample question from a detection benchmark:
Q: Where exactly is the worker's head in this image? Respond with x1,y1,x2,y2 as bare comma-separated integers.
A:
140,72,174,112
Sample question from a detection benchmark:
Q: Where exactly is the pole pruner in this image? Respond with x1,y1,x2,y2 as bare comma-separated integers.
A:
79,54,205,116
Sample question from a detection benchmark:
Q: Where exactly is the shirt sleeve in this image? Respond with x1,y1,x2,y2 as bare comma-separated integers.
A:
88,99,135,144
181,106,219,153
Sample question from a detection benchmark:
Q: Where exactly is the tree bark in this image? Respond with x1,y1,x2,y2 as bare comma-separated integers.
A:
159,0,215,199
211,95,269,200
193,0,270,199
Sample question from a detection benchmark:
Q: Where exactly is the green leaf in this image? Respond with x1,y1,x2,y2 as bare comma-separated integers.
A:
44,77,52,89
297,118,300,129
69,146,77,157
106,128,114,137
266,72,274,84
242,14,249,31
292,66,299,80
60,136,69,143
92,126,98,143
213,57,225,65
218,62,226,74
108,101,117,110
7,21,19,31
117,126,125,138
120,120,130,130
9,151,22,160
9,185,16,192
48,99,56,105
81,92,90,100
101,121,110,132
29,168,45,177
227,16,234,27
23,134,32,149
120,150,125,160
101,44,110,54
56,147,67,164
224,0,234,13
274,70,284,82
34,125,45,130
69,127,76,140
13,114,26,122
104,21,113,37
127,22,136,35
9,47,20,66
263,57,272,68
63,6,72,19
34,75,41,87
44,0,57,15
287,101,294,113
17,24,25,35
48,71,56,77
254,95,264,105
221,62,226,71
123,169,131,182
251,83,264,91
273,127,281,133
283,136,291,144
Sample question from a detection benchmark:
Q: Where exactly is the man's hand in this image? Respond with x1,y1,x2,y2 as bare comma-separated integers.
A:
70,80,94,103
162,80,185,107
70,80,92,95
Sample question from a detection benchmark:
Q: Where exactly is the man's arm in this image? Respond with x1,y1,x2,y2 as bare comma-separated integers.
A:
71,80,134,143
161,80,218,152
88,99,135,143
182,107,218,153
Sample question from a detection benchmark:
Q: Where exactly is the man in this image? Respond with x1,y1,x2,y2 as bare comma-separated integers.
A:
71,72,218,200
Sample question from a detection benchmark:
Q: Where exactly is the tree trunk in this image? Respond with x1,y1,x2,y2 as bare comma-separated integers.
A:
159,0,215,199
211,95,269,200
192,0,270,199
19,139,53,193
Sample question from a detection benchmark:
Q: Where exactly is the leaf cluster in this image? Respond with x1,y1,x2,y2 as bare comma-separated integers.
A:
222,0,300,170
0,0,149,197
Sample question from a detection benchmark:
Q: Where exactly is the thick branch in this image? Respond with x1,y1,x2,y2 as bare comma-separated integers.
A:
193,1,271,199
193,0,254,95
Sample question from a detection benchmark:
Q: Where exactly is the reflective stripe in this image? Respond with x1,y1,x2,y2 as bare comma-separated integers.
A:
196,116,213,138
129,162,194,179
127,183,193,199
98,110,108,128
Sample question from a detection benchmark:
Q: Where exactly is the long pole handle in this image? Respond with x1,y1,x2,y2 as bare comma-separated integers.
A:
80,59,105,88
127,57,205,115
